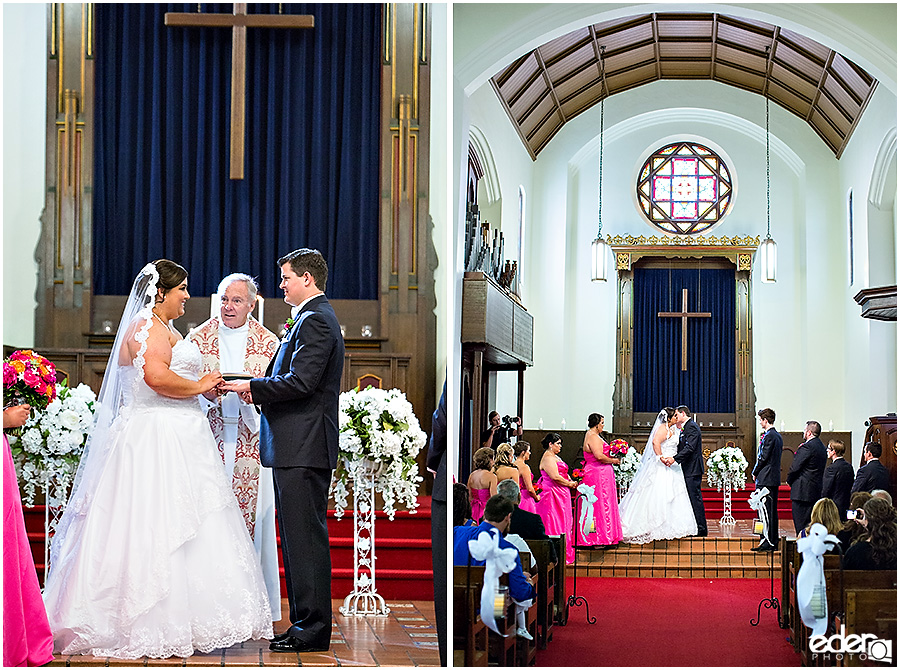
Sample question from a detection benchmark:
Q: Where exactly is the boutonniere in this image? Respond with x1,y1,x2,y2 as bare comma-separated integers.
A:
280,316,295,339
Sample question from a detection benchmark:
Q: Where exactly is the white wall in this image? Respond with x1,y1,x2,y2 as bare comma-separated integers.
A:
3,3,47,347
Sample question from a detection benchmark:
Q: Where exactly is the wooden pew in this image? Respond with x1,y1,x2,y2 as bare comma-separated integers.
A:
551,534,568,624
832,588,897,667
525,538,557,649
516,550,538,667
452,565,517,666
453,565,489,666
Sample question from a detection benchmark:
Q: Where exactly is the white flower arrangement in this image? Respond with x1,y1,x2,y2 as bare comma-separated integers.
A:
705,446,748,491
613,447,642,491
331,386,426,520
9,382,97,507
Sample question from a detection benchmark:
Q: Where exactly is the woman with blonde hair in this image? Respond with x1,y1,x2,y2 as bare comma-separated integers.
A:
493,443,518,484
467,446,498,522
799,498,842,554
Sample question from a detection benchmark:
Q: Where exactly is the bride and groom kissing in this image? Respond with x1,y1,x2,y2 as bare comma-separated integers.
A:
619,405,708,543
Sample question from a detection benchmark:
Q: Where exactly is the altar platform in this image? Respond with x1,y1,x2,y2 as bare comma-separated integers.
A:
48,598,440,667
573,519,796,579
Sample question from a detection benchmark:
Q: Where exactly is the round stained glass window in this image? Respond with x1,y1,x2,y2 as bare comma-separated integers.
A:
637,142,733,235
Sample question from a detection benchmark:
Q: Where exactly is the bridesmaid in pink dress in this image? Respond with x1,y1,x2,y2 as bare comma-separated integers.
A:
4,404,55,667
514,442,540,513
467,446,498,523
535,433,578,563
576,413,623,547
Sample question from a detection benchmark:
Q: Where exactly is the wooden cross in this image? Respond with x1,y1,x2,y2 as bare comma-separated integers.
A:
165,4,314,180
657,288,711,371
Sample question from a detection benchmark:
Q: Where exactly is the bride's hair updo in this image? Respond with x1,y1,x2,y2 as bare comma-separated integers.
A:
152,259,188,302
588,413,604,428
663,407,676,422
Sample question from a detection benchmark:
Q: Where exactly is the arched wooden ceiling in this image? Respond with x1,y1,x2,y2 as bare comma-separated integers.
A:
490,12,879,160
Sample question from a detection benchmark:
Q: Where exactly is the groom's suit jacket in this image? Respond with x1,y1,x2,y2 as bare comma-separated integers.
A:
674,418,704,477
251,294,345,469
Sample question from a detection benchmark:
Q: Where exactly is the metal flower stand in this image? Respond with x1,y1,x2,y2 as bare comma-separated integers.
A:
720,483,736,526
339,460,389,617
42,480,68,581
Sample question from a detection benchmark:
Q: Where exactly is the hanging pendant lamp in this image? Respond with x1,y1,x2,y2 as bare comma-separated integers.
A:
760,52,777,283
592,46,610,282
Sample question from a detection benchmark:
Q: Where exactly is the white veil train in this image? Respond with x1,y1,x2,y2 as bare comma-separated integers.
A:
48,262,160,575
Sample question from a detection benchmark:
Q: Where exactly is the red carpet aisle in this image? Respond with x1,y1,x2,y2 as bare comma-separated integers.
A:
536,578,798,667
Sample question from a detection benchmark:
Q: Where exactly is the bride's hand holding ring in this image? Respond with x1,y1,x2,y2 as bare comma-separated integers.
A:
197,371,223,395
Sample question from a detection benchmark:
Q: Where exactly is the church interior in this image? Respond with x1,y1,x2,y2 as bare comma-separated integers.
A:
452,2,896,667
4,3,447,667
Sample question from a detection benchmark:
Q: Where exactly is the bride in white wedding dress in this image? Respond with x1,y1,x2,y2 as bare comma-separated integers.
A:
618,407,697,543
42,260,272,659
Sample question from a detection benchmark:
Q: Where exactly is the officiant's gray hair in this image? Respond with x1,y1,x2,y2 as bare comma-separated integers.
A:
217,273,259,303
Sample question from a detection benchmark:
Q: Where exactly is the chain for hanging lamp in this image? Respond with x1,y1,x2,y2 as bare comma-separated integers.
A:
760,47,777,283
591,46,610,282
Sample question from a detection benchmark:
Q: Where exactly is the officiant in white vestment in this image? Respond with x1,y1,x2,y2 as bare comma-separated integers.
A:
189,274,281,620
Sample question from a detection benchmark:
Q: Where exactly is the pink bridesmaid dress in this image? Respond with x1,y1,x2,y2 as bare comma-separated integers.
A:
576,444,623,546
518,474,538,513
535,460,575,564
3,434,54,667
469,487,491,523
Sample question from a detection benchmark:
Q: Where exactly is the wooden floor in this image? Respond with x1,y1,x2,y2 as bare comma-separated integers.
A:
48,599,440,667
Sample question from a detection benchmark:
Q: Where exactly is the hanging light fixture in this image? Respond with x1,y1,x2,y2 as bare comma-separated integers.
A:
591,46,610,282
759,49,777,283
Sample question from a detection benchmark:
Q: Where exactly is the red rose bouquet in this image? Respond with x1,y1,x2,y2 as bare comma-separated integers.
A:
608,438,630,458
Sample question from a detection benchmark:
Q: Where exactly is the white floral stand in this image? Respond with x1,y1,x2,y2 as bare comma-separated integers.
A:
720,482,736,526
339,459,389,617
42,480,68,580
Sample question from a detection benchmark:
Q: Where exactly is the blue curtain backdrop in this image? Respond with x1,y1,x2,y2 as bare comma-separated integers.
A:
92,3,381,299
633,267,735,413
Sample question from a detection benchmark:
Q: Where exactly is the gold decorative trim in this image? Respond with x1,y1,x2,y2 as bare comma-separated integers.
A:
737,253,752,271
616,252,631,271
608,234,761,247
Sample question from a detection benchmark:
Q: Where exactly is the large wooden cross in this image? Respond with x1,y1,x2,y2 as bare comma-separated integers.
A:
657,288,711,371
165,4,314,180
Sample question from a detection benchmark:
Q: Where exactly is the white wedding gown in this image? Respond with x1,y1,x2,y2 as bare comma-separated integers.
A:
618,428,698,543
43,339,273,659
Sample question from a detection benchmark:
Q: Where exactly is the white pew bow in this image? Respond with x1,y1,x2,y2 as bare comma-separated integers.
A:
796,522,840,636
468,528,519,635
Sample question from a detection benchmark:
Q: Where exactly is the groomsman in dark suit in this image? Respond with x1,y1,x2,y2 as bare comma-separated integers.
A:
224,249,344,653
667,405,707,537
851,442,891,494
786,420,828,534
822,439,854,520
751,408,782,551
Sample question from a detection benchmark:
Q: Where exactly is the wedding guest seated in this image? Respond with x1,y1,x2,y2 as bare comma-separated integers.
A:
837,491,873,548
798,498,842,554
454,482,476,527
496,478,557,565
842,497,897,570
453,494,537,639
871,489,893,507
467,447,498,523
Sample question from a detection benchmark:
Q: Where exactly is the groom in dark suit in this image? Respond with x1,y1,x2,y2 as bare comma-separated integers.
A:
223,248,344,652
665,405,707,536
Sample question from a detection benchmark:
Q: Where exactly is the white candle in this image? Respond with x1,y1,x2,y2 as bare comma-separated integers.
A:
538,417,543,430
829,420,833,431
781,420,785,431
561,418,566,430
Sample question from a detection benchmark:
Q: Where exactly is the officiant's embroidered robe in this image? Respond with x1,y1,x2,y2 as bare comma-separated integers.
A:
190,316,278,539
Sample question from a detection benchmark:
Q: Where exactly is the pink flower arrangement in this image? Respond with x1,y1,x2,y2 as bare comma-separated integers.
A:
571,468,585,483
3,349,57,412
608,438,630,457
